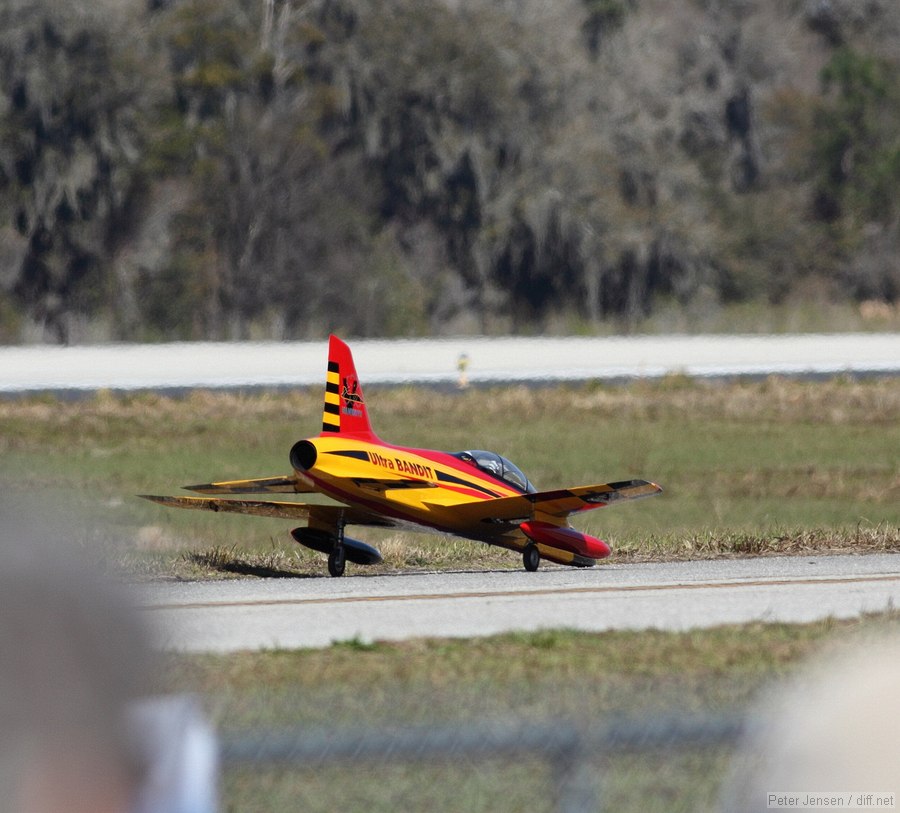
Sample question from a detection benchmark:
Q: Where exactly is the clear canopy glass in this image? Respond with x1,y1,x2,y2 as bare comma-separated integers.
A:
453,450,536,493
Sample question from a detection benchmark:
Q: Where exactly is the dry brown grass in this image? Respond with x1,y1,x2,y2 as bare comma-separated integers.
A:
2,375,897,431
567,375,900,425
613,524,900,562
134,525,900,581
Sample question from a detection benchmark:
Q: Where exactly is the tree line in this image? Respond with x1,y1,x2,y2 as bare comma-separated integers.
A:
1,0,898,343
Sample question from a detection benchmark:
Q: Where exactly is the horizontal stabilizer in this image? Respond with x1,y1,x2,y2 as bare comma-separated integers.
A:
184,475,315,495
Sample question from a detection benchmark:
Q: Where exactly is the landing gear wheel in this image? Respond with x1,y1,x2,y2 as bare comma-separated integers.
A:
523,543,540,572
328,545,346,577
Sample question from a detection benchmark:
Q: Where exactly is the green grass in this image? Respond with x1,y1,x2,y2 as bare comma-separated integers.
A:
1,377,898,577
163,621,867,729
159,614,900,813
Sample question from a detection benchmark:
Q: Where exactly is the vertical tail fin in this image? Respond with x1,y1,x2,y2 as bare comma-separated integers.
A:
320,335,378,439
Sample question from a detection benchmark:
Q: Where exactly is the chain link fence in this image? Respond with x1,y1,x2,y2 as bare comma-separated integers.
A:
218,714,746,813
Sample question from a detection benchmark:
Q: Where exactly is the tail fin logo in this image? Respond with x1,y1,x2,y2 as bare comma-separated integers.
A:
341,376,364,416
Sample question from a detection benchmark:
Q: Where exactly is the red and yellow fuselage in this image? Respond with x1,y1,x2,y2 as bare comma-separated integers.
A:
288,434,616,566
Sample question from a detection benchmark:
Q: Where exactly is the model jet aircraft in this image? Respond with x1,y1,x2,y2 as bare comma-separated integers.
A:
142,336,662,576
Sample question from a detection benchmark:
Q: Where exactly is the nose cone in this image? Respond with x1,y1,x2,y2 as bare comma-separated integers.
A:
290,439,318,472
579,533,611,560
520,520,611,560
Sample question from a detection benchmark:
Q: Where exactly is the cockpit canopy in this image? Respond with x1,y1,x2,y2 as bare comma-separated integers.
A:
453,450,536,493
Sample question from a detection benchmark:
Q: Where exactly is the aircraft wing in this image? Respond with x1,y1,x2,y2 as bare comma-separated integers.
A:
183,475,316,495
436,479,662,524
138,495,396,528
526,479,662,516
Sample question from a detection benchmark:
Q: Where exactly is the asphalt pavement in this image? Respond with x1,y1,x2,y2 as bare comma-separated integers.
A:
136,553,900,653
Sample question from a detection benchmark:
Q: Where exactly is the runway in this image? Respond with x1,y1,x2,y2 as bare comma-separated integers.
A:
137,553,900,653
3,333,899,393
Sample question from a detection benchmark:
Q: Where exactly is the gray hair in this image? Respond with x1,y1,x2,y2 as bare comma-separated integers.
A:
0,509,153,811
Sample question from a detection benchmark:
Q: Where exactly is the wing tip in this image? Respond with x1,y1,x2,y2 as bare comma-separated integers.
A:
181,475,310,494
139,494,192,508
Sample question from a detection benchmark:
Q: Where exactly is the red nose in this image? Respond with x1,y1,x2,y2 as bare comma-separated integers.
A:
520,521,611,560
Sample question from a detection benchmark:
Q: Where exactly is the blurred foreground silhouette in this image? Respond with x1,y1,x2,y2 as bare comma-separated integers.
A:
0,504,217,813
722,634,900,811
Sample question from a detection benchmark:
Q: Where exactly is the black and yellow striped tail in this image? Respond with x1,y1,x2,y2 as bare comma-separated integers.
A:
322,358,341,433
320,335,377,439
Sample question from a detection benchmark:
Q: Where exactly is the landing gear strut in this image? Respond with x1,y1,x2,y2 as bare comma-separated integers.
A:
523,543,540,572
327,514,347,577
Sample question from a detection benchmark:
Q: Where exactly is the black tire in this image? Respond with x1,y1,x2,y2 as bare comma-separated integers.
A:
328,546,346,577
523,543,540,572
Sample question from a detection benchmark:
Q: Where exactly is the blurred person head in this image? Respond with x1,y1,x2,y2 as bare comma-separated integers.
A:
0,510,152,813
721,633,900,811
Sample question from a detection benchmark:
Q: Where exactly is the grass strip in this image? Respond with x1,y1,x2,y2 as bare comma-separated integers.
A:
2,376,897,579
159,614,900,812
